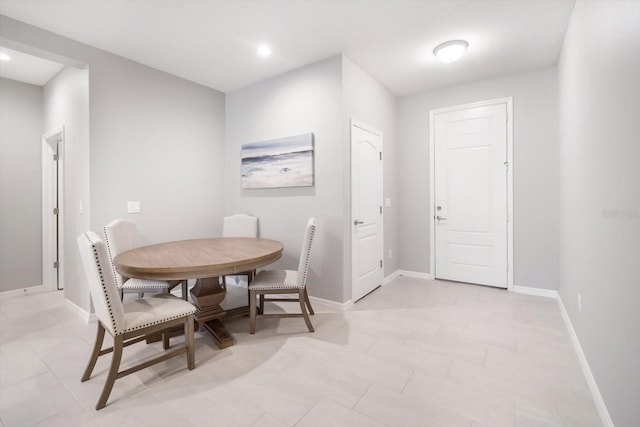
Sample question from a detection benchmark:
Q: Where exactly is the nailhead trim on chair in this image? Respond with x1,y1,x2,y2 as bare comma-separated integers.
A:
299,222,316,288
89,235,119,334
121,279,170,289
103,225,122,288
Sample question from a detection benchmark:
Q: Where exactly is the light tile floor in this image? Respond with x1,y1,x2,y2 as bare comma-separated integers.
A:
0,277,602,426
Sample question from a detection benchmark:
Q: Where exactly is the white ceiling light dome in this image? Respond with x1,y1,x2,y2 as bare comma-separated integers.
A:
433,40,469,63
257,44,272,57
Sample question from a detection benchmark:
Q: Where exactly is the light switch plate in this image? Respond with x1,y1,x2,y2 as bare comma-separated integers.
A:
127,201,141,214
385,198,391,208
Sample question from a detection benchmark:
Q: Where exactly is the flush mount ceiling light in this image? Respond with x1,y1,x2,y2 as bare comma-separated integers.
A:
257,44,272,57
433,40,469,63
0,52,10,61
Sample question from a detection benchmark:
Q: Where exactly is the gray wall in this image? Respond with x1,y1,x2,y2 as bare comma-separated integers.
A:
2,16,226,312
342,56,398,297
43,66,90,310
225,56,344,303
225,55,397,304
396,66,559,290
0,77,43,292
558,1,640,425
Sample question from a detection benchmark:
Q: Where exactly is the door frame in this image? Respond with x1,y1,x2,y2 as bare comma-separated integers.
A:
42,126,65,291
351,119,384,301
428,98,514,291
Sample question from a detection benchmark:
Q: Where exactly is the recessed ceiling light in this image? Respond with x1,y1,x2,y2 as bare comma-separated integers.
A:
433,40,469,63
257,44,272,57
0,52,10,61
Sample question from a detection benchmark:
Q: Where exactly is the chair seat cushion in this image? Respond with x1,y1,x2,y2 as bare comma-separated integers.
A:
121,278,170,291
248,270,301,290
120,294,196,335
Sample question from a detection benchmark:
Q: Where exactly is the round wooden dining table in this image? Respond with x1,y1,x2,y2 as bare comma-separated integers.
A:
113,237,283,348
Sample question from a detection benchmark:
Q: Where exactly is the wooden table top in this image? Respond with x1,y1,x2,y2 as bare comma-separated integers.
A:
113,237,283,281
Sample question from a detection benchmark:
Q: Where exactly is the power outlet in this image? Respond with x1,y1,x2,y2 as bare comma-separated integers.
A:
578,293,582,313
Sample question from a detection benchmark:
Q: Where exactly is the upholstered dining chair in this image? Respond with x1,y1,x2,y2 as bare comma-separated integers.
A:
222,213,259,288
249,217,316,334
77,231,196,410
104,219,188,300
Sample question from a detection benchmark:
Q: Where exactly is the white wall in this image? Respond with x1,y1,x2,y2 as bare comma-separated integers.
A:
0,77,43,292
2,16,226,312
342,56,397,298
558,1,640,425
225,56,344,302
43,66,90,311
396,66,559,290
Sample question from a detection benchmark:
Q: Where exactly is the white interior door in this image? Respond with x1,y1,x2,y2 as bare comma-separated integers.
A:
434,103,508,288
351,121,383,301
42,127,64,291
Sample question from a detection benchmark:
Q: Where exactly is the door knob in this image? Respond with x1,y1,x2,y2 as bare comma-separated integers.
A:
436,216,447,221
354,219,364,226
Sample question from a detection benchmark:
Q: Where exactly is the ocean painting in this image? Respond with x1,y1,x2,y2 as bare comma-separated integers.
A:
241,133,314,189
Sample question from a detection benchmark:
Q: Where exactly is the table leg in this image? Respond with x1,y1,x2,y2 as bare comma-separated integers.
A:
189,277,234,349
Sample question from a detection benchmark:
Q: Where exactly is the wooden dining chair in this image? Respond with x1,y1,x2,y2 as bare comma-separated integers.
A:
248,217,316,334
77,231,196,410
221,213,258,288
104,219,188,300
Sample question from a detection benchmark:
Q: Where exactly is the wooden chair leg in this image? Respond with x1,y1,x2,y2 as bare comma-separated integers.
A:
82,323,106,382
96,334,124,410
304,289,314,315
138,292,144,299
259,294,265,315
162,330,170,350
299,289,314,333
182,280,188,301
185,314,195,370
249,290,257,334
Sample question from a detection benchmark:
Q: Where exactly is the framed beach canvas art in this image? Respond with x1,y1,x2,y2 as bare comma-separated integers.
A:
241,133,314,189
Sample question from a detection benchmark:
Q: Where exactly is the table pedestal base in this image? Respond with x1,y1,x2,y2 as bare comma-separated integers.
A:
190,277,234,349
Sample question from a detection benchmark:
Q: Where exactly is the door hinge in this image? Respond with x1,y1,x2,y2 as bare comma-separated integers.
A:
53,208,59,215
380,260,383,268
53,153,59,161
53,261,59,269
380,206,382,214
379,152,382,161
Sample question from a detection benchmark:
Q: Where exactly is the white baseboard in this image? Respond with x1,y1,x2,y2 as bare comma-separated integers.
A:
0,285,49,299
557,296,614,427
308,295,353,311
512,285,559,299
64,299,95,323
384,270,434,284
383,270,402,284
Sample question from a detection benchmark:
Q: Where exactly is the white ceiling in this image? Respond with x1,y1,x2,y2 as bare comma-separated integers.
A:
0,0,575,96
0,46,65,86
